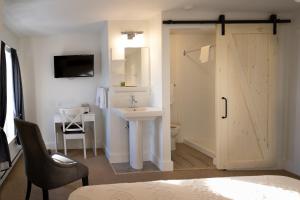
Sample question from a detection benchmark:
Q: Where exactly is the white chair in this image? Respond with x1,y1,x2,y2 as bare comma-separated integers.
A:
59,107,87,159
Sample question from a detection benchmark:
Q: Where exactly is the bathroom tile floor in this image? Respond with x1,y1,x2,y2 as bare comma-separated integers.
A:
111,161,160,175
172,143,215,170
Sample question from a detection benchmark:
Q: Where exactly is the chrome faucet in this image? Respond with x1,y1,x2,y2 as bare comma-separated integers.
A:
130,95,138,108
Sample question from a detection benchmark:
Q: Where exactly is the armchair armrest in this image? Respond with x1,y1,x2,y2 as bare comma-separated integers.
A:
51,154,77,165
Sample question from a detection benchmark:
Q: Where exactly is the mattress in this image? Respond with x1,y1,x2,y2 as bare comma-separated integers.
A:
69,175,300,200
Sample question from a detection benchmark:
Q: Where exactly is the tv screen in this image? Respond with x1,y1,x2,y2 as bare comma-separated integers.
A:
54,55,94,78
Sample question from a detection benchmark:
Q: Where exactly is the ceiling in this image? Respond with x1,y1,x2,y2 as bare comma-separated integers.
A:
3,0,300,36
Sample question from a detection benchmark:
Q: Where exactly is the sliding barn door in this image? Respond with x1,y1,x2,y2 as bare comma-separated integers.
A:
215,25,278,169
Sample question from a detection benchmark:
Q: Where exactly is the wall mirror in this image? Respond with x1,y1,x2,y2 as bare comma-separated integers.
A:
111,47,150,88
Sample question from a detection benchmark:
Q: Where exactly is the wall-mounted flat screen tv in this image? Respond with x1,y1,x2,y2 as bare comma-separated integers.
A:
54,55,94,78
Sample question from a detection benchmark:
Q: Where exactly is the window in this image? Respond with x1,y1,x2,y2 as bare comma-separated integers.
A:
3,47,15,143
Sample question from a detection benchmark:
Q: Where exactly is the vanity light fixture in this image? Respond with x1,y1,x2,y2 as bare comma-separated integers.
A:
121,31,144,40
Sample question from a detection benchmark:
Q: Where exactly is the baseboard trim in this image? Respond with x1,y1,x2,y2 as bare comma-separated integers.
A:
105,146,111,161
47,141,104,150
151,154,173,171
151,154,160,167
184,138,216,158
105,147,152,164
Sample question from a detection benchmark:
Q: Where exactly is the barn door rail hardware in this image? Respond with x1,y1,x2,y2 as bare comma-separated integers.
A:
163,14,291,35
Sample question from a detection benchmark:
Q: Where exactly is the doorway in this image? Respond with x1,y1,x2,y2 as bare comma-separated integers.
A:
169,27,216,170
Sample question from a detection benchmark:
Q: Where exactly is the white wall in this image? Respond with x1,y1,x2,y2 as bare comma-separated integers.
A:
19,39,37,123
20,30,104,149
151,14,173,171
0,27,19,50
0,0,3,33
99,22,111,160
170,30,216,155
283,13,300,175
163,10,282,21
99,22,110,88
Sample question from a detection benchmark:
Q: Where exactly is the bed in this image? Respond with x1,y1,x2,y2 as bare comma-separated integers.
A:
69,175,300,200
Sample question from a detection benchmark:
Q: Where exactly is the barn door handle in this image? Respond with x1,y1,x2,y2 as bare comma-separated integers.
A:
221,97,228,119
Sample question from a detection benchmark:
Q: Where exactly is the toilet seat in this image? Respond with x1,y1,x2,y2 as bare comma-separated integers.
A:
171,124,180,151
171,124,180,137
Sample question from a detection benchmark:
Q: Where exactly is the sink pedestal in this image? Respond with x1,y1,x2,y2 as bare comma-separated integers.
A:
112,107,162,170
129,121,143,169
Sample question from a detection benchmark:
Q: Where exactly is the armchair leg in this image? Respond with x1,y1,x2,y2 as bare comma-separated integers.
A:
82,176,89,186
63,135,67,155
25,179,32,200
42,189,49,200
83,137,87,159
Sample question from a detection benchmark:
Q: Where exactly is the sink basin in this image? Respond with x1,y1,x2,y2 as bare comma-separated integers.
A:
112,107,162,170
112,107,162,121
123,107,148,111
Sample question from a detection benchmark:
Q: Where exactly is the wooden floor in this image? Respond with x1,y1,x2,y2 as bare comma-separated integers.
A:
172,143,215,170
1,149,299,200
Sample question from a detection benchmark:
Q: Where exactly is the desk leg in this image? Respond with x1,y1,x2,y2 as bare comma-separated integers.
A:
93,121,97,156
54,123,58,152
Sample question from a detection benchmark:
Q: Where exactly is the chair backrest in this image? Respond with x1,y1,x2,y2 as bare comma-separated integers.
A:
14,119,50,181
59,107,85,133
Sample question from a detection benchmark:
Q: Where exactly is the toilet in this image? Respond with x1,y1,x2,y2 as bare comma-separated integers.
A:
171,124,180,151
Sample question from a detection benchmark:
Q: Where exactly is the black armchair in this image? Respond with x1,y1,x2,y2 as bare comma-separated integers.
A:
14,119,89,200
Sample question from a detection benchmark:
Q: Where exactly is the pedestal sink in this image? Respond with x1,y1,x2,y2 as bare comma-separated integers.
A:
112,107,162,169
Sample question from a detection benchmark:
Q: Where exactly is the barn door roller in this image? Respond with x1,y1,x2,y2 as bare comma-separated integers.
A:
163,14,291,35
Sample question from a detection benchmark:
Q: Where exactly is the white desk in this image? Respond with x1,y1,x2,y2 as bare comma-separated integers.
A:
53,112,97,156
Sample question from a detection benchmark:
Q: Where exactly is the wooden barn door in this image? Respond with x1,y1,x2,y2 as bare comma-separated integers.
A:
215,24,278,169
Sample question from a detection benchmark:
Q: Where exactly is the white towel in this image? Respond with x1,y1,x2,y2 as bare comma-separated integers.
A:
96,88,107,109
199,45,210,63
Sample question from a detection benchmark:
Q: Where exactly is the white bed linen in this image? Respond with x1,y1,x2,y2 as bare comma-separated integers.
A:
69,175,300,200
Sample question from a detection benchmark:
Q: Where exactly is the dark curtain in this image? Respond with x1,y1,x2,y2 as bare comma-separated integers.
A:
11,48,24,145
0,41,11,171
